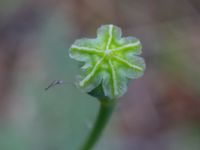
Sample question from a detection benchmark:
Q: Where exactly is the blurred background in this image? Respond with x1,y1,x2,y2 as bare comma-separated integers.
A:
0,0,200,150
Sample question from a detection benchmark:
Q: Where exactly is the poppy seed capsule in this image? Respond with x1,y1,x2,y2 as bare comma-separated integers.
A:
69,24,145,99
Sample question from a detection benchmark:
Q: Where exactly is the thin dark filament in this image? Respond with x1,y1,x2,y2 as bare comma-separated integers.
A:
45,80,74,91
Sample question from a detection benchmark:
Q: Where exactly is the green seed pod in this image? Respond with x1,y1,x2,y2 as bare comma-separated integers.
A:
69,24,145,99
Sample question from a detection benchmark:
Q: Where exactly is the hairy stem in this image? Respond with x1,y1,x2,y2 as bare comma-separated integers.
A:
80,98,116,150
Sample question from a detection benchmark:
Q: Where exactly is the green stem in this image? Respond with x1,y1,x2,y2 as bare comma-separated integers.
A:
80,98,116,150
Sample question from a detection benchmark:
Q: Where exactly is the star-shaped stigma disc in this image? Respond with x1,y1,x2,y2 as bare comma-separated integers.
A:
69,24,145,99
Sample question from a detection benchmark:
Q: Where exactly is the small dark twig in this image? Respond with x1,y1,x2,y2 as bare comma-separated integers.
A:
45,80,73,91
